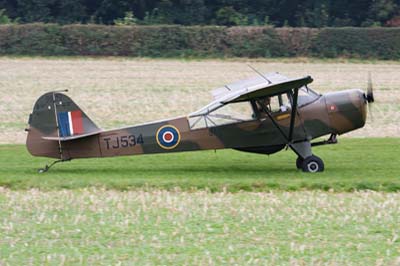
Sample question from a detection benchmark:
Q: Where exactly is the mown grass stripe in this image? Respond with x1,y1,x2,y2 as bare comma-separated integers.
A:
0,138,399,192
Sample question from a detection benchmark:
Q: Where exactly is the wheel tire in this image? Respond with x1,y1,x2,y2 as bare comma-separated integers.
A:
301,155,324,173
296,157,304,169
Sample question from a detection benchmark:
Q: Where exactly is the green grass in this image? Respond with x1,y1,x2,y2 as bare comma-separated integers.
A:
1,189,399,265
1,138,399,265
1,138,399,192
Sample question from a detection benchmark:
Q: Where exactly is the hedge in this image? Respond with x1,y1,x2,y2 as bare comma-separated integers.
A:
0,24,399,59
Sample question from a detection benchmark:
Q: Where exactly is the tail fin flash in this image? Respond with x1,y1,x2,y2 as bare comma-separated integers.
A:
26,92,101,158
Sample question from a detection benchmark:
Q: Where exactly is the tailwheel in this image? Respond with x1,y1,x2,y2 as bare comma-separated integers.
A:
296,157,304,169
301,155,324,173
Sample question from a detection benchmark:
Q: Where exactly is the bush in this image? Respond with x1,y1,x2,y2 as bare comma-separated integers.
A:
311,27,400,59
225,27,286,57
0,24,65,55
275,27,319,57
0,24,399,59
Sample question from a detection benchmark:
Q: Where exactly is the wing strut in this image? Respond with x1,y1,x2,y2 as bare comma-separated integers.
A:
288,88,299,142
258,87,300,144
258,102,289,142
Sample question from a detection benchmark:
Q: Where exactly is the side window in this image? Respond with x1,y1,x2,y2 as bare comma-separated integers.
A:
189,102,255,129
211,102,254,125
277,93,291,112
269,96,282,113
255,94,291,118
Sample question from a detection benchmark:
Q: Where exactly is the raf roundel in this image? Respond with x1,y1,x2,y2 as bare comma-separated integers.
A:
156,125,181,150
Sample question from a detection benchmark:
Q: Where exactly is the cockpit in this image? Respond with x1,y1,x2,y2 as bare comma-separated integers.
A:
188,73,318,130
189,85,320,130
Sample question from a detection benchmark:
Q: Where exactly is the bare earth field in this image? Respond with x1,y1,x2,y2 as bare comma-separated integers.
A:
0,57,399,144
1,189,399,265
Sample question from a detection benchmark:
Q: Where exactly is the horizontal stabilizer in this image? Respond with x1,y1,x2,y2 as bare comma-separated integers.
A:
42,130,102,142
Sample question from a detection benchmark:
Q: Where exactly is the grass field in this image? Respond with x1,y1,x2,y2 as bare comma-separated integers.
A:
1,189,399,265
1,138,399,192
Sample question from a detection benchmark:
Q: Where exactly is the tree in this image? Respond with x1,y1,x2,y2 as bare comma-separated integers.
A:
173,0,207,25
114,11,138,25
366,0,398,26
14,0,54,23
0,0,399,27
215,6,247,26
54,0,87,24
0,8,11,24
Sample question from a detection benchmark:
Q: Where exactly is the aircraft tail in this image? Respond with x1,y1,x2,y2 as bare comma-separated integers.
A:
26,92,101,159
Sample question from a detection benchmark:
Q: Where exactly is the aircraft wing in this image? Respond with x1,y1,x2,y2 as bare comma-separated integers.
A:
211,72,291,100
189,73,313,117
222,75,313,103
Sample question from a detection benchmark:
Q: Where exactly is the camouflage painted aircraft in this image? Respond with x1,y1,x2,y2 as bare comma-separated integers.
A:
26,72,374,173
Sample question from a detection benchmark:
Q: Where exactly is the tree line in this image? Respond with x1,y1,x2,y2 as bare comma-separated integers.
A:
0,0,399,27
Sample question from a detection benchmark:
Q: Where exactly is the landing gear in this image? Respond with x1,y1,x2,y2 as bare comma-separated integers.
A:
301,155,324,172
38,158,71,173
296,155,324,172
290,141,325,172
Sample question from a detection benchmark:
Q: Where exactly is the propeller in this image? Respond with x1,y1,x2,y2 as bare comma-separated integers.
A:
366,72,375,103
365,72,375,120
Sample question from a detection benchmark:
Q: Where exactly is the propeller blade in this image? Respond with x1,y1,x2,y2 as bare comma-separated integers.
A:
366,72,375,121
368,100,374,121
366,72,375,103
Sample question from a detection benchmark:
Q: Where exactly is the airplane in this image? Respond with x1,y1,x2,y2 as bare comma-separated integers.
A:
25,72,374,173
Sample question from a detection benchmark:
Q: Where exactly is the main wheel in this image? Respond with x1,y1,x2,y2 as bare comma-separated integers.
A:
301,155,324,173
296,157,304,169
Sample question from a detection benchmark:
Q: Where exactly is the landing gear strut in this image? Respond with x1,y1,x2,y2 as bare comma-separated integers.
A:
38,158,71,173
290,141,325,173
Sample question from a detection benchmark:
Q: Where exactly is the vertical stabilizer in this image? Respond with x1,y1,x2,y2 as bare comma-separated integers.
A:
26,92,100,159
